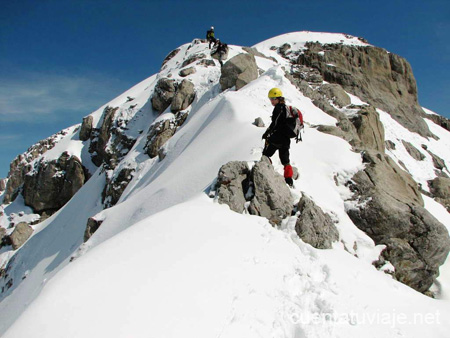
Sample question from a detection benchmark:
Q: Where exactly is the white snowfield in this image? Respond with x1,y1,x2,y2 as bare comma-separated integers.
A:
1,31,450,338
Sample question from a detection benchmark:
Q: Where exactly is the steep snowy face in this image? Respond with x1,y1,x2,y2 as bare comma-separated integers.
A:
0,37,265,333
1,31,450,338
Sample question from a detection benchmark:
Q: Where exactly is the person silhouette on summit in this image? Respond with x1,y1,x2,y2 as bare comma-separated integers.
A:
262,88,294,187
213,40,228,67
206,26,216,49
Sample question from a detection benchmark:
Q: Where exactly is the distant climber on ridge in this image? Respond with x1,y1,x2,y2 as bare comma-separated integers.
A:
206,26,216,49
262,88,295,187
211,39,229,67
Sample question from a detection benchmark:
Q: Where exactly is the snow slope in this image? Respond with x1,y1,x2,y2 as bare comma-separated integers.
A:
1,32,450,337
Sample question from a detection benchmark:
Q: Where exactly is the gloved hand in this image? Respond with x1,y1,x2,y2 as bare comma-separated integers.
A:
262,129,271,140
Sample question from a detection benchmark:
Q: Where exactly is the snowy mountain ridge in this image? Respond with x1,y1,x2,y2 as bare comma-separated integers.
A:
1,31,450,337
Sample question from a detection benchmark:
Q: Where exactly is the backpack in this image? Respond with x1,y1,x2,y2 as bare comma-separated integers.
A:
285,105,304,142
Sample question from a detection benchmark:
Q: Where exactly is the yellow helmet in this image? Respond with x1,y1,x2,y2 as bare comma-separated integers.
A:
268,87,283,98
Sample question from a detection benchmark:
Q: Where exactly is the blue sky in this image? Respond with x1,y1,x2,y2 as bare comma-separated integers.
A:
1,0,449,178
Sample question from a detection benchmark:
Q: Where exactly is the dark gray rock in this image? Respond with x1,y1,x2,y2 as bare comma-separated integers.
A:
3,131,65,204
425,114,450,132
103,167,135,208
248,157,293,225
385,140,396,150
79,115,93,141
402,141,425,161
89,106,118,167
144,112,189,159
179,67,196,77
254,117,265,127
151,78,177,113
295,195,339,249
9,222,33,250
380,238,434,292
197,59,216,67
346,150,450,292
181,53,206,68
220,53,258,91
278,43,291,56
216,161,251,213
425,149,447,171
171,79,195,113
145,120,177,159
23,152,87,215
84,217,103,242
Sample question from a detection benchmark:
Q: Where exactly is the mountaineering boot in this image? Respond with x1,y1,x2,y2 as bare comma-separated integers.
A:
284,164,294,187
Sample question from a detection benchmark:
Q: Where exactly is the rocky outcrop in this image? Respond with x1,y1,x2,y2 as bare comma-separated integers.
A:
220,53,258,91
297,42,434,138
103,167,135,208
402,141,425,161
346,150,450,292
216,157,293,225
278,43,292,57
8,222,33,250
84,217,103,242
171,79,195,113
310,98,385,154
242,47,278,63
248,157,293,225
295,195,339,249
425,113,450,133
79,115,94,141
319,84,351,108
145,112,189,159
151,78,178,113
216,161,251,213
291,66,323,85
179,67,196,77
3,131,68,204
428,177,450,212
23,152,87,215
160,48,181,70
181,53,206,68
423,148,447,172
380,238,436,292
145,120,177,159
89,106,119,167
350,106,385,152
152,78,196,114
197,59,215,67
86,106,136,170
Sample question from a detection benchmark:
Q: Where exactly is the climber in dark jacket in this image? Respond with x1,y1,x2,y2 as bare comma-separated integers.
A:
214,40,228,66
262,87,294,186
206,26,216,49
